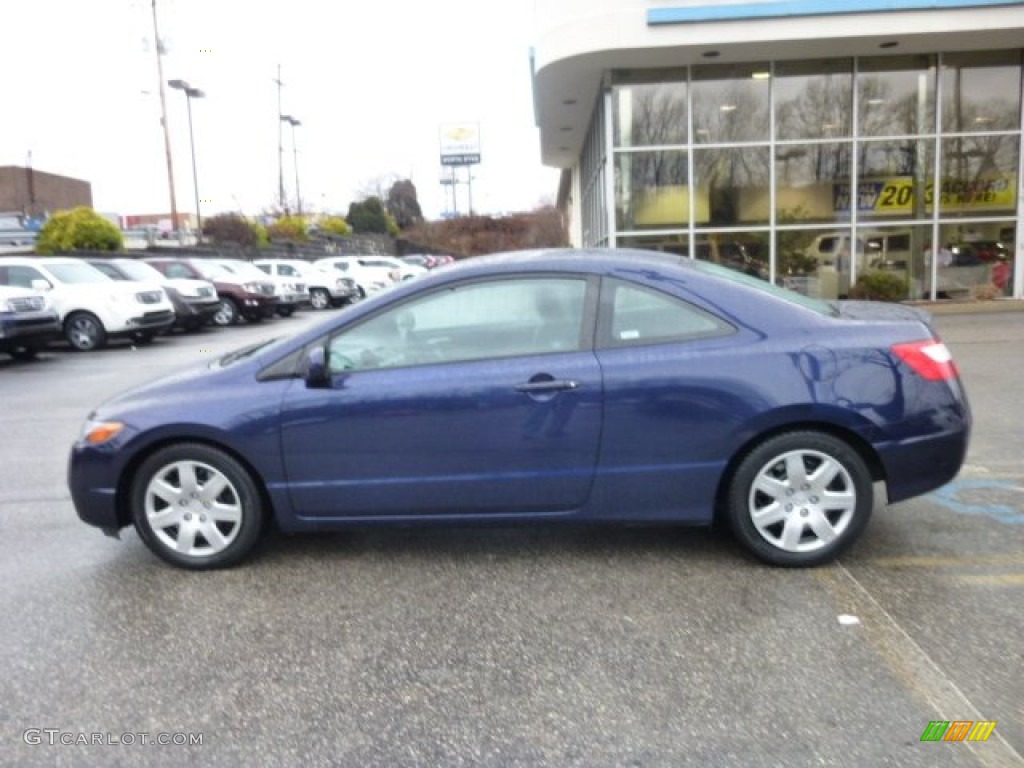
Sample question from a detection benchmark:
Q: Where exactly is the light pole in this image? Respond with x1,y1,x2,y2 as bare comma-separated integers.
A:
281,115,302,215
151,0,179,238
168,79,204,242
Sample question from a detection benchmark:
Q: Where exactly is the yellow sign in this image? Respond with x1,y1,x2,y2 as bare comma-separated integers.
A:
835,176,1017,214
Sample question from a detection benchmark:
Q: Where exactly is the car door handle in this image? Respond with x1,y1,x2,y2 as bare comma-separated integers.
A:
514,379,580,393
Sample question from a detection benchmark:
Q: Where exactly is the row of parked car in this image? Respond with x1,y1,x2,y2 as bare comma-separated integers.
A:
0,253,449,359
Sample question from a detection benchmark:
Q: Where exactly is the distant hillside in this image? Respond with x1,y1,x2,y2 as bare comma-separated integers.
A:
403,207,567,257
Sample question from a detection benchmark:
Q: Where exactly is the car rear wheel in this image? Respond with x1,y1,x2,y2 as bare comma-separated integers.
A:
725,431,873,567
309,288,330,310
65,312,107,351
213,297,239,327
130,443,266,569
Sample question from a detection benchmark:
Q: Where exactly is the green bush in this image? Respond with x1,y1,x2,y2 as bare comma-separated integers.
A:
318,215,352,237
849,271,908,302
267,214,309,243
36,207,123,254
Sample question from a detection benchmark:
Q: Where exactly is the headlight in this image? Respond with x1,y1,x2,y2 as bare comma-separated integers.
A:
244,282,262,293
79,419,125,446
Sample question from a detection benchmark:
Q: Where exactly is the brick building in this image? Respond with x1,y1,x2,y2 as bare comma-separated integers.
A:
0,165,93,218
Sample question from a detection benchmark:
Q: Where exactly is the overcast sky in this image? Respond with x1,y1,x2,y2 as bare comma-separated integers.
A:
0,0,558,221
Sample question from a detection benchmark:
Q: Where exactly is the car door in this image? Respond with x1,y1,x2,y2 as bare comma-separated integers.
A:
590,277,743,522
279,274,603,519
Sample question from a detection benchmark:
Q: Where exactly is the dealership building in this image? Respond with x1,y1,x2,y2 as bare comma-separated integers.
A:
532,0,1024,300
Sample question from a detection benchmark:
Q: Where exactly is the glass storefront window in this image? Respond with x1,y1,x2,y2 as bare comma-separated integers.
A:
615,150,690,231
775,143,852,223
775,59,853,140
938,136,1018,218
613,80,688,148
692,62,771,144
856,140,934,222
693,147,770,226
939,222,1016,297
857,55,936,137
941,51,1022,134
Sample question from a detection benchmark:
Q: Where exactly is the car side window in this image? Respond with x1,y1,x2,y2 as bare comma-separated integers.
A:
165,263,191,279
1,265,46,289
327,277,588,374
599,279,732,348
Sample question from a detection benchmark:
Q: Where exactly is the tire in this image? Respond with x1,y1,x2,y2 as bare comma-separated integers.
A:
213,297,240,327
276,306,295,318
65,312,107,351
8,345,40,361
130,443,266,570
725,431,873,567
309,288,330,310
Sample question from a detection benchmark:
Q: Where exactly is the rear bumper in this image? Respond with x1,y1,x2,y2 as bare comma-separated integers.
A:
876,421,970,504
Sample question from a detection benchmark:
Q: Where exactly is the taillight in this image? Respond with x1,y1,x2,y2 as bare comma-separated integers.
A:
891,340,959,381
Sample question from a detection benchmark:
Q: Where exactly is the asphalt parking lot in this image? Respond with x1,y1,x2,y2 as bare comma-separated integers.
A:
1,307,1021,767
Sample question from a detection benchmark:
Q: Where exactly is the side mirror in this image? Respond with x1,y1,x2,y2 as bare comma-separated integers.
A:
31,279,52,292
305,346,329,388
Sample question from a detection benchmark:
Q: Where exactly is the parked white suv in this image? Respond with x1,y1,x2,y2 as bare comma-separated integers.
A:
212,258,309,317
0,256,175,350
356,256,426,281
254,259,359,310
314,256,393,297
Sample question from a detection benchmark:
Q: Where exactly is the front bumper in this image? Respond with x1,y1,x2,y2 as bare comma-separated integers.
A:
0,311,62,350
68,441,125,533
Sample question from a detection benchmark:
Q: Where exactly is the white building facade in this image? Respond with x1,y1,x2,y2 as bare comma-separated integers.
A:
532,0,1024,300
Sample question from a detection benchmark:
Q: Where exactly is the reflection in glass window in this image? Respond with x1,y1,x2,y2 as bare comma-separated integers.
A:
775,143,852,223
941,51,1022,133
939,136,1018,218
613,81,687,147
327,278,588,373
615,150,690,230
693,147,770,225
692,63,770,143
857,55,936,137
856,140,934,222
775,59,853,140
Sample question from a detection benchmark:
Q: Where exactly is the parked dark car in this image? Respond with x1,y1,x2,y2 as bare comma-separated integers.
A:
0,285,61,359
87,258,220,332
143,257,276,326
69,249,970,570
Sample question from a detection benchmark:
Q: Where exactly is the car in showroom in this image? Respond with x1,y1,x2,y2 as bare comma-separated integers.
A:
254,258,359,310
0,284,61,359
143,257,276,326
86,257,221,332
69,249,970,570
0,256,175,350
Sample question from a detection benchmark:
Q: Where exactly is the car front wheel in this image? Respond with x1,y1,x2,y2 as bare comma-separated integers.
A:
130,443,266,569
65,312,107,351
213,298,239,326
309,288,330,310
725,431,873,567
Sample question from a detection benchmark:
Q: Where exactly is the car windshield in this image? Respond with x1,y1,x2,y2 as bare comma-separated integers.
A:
218,261,266,280
689,260,839,317
46,262,112,284
192,262,232,279
116,261,165,282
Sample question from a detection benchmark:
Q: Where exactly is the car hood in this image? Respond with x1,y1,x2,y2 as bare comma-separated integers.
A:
166,277,216,296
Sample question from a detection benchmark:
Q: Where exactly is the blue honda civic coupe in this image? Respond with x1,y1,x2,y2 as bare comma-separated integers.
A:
69,249,970,570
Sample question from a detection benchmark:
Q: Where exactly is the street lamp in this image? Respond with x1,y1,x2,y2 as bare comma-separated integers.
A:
280,114,302,215
168,79,205,242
